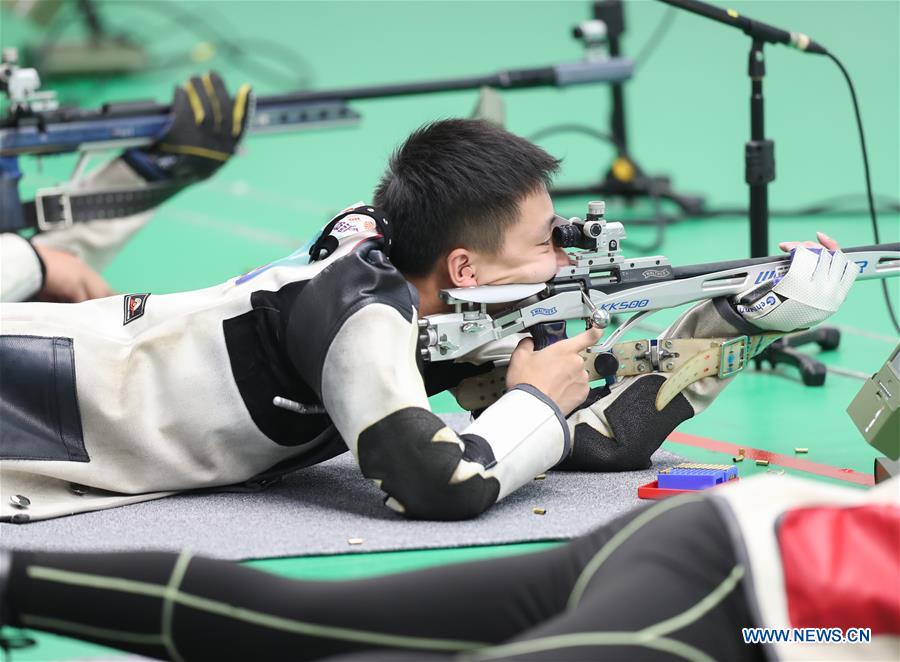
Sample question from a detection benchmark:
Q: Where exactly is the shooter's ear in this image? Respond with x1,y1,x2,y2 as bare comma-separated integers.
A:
446,248,478,287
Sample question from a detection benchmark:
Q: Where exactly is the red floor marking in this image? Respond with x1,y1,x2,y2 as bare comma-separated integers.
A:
666,431,874,487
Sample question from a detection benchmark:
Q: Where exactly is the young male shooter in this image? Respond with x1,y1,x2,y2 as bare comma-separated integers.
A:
0,115,857,521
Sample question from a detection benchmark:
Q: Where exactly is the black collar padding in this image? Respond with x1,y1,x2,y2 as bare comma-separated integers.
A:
308,205,393,262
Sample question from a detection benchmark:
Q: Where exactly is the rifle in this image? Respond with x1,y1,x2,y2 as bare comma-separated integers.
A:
0,49,632,231
419,201,900,409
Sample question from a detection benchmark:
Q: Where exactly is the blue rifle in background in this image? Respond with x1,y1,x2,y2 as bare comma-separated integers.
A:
0,47,633,232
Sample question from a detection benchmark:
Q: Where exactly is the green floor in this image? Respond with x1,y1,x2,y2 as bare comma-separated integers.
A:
2,1,898,659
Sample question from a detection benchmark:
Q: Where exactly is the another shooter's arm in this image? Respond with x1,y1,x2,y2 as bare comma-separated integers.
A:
31,73,250,271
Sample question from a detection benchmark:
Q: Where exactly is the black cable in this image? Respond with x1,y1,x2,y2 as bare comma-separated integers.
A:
534,125,899,216
33,0,314,89
118,32,314,82
772,193,900,216
138,39,314,87
530,125,669,250
528,123,624,152
621,179,668,252
633,6,678,70
700,193,900,218
537,122,900,225
826,51,900,335
606,202,900,226
0,631,36,662
112,0,314,88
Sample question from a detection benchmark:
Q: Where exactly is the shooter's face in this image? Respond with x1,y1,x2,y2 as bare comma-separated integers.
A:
469,188,571,286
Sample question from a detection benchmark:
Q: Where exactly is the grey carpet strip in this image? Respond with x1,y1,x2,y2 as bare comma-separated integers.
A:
1,414,685,560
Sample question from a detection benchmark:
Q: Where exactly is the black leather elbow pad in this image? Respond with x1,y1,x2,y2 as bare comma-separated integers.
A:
357,407,500,520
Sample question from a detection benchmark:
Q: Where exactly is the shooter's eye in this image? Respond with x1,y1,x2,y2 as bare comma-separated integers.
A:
552,223,586,249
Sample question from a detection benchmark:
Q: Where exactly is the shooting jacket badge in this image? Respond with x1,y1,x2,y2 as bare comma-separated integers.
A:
123,293,150,325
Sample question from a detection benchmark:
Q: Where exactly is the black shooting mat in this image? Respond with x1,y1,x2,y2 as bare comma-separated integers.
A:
0,414,686,561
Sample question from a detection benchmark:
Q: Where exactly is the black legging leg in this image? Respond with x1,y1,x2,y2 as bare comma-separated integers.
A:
6,497,763,662
323,497,764,662
466,495,760,661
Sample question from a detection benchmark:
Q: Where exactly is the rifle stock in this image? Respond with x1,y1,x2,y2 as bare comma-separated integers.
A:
424,239,900,364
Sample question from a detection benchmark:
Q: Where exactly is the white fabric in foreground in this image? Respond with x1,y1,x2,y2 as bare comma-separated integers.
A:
715,475,899,662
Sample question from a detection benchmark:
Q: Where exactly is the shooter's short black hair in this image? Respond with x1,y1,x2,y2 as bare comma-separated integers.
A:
374,119,560,276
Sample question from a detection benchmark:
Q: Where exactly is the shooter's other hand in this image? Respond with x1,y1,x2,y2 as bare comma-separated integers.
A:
506,326,603,415
34,245,113,303
734,232,857,332
779,231,841,253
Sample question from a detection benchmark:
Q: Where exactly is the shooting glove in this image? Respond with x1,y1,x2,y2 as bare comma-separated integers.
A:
125,71,252,182
561,297,770,472
732,247,858,332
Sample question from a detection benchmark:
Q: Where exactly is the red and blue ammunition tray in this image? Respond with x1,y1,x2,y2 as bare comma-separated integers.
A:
638,463,739,500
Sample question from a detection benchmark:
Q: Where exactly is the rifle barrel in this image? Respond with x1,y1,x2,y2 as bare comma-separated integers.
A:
671,243,900,281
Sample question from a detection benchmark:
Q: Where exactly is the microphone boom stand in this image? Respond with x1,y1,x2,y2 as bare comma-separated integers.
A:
747,40,773,258
745,38,842,386
662,0,843,386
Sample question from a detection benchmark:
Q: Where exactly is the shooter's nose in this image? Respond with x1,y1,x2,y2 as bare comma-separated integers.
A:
555,245,573,267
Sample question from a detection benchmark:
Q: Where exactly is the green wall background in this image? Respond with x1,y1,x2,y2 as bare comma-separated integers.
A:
4,1,898,296
1,3,898,659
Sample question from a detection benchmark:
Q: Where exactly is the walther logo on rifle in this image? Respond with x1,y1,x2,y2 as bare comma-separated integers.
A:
642,268,671,279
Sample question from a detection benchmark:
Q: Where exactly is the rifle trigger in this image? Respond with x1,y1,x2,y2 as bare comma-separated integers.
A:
581,291,610,329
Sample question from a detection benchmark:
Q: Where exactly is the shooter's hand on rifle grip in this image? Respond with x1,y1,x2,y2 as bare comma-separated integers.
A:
530,321,568,350
506,326,603,415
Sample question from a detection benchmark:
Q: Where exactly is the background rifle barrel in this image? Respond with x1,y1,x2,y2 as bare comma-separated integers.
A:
4,58,633,126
